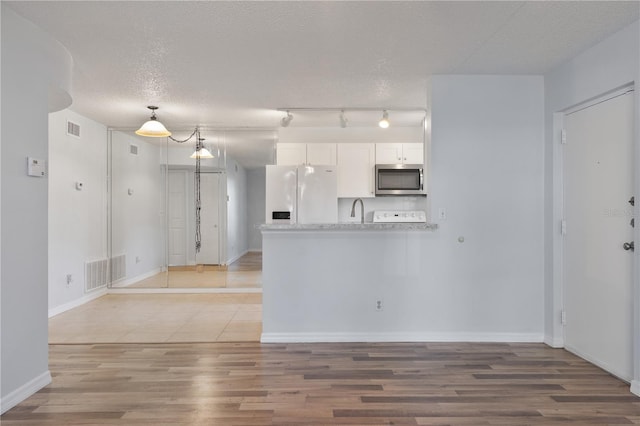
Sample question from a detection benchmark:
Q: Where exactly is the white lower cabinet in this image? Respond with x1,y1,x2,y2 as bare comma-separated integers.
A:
337,143,375,198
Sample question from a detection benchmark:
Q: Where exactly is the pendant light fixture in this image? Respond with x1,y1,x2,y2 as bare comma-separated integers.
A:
190,138,215,159
378,110,390,129
135,106,172,137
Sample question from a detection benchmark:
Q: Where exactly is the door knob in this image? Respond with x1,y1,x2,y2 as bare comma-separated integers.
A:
623,241,634,251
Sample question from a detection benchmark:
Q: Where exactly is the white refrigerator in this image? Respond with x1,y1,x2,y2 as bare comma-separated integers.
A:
265,165,338,224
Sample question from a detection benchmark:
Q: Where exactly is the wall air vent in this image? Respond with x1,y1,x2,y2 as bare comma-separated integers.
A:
67,121,80,137
130,144,138,155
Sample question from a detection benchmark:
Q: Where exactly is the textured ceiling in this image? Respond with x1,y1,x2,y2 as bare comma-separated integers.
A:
6,1,640,167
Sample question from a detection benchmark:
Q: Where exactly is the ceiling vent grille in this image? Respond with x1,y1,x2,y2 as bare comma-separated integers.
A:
129,144,138,155
66,121,80,137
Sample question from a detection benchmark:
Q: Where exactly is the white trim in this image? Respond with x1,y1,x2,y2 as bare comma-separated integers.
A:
48,288,107,318
108,287,262,294
0,371,51,415
544,335,564,348
563,83,634,116
565,343,633,383
260,332,544,344
110,267,161,288
226,249,249,265
631,380,640,397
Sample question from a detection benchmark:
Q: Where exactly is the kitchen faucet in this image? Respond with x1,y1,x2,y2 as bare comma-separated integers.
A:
350,198,365,224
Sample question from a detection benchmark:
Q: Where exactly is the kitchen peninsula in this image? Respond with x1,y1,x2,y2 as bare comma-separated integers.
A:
260,222,438,343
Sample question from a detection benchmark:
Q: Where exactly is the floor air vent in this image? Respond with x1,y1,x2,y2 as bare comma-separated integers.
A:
85,259,108,292
84,255,126,292
110,254,126,282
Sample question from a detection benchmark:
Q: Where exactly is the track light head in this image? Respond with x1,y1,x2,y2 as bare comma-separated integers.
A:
378,110,390,129
281,111,293,127
339,110,348,128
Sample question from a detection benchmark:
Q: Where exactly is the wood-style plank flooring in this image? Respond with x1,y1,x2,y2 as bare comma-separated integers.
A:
3,342,640,425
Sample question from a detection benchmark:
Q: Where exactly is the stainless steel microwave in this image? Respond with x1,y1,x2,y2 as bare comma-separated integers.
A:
375,164,425,196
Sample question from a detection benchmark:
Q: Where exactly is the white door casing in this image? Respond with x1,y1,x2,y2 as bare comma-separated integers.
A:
168,171,188,266
197,172,221,265
563,89,635,381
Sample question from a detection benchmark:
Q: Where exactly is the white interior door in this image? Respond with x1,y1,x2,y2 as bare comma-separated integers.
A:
168,171,187,266
563,89,634,381
197,173,220,265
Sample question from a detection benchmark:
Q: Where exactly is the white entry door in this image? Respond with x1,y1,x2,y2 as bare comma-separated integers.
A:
197,173,221,265
168,171,188,266
563,89,634,381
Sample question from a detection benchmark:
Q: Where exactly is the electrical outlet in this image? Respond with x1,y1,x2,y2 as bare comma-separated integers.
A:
376,299,383,311
135,256,141,264
66,274,72,287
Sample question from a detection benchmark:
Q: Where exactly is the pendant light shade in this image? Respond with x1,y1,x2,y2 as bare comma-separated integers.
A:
190,147,214,159
135,106,171,137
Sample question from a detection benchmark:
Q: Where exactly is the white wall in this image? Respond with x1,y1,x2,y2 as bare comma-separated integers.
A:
543,20,640,392
48,110,107,314
263,75,545,341
1,4,72,413
247,167,266,251
111,131,165,283
226,158,248,263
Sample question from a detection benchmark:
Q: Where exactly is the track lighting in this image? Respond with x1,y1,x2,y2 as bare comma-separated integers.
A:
281,111,293,127
276,107,425,127
135,106,171,137
339,110,348,128
378,110,390,129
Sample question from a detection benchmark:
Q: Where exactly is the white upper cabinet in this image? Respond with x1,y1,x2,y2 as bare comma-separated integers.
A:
375,143,424,165
337,143,375,198
276,143,336,166
276,143,306,165
306,143,337,165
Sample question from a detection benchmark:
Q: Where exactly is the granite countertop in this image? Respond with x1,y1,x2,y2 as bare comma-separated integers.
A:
259,222,438,231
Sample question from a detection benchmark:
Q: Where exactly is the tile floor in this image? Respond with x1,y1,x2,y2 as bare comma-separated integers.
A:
49,293,262,344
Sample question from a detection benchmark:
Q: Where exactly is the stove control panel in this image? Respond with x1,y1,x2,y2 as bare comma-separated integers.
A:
373,210,427,223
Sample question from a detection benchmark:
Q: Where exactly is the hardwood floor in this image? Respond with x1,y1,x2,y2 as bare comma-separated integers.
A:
3,342,640,425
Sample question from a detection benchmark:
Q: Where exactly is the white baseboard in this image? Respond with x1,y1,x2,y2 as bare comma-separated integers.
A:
543,335,564,348
564,343,633,383
631,380,640,396
108,287,262,294
226,249,249,265
260,331,544,344
48,288,107,318
0,370,51,415
111,268,161,288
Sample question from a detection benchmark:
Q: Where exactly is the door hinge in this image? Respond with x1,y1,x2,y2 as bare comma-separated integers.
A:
561,310,567,325
560,129,567,144
561,219,567,236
